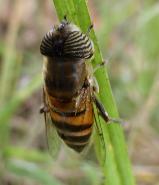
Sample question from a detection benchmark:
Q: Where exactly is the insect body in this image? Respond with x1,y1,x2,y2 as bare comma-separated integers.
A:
40,18,109,153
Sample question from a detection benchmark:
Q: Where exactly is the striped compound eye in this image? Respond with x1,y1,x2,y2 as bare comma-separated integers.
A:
63,31,94,59
40,19,94,59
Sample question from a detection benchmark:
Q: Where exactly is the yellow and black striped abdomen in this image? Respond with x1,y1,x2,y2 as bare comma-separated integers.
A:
47,89,93,152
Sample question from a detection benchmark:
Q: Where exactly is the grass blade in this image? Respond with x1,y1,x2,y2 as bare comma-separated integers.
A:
6,159,64,185
52,0,136,185
0,74,42,155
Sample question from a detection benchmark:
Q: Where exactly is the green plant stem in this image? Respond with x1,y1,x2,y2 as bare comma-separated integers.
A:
52,0,136,185
0,74,42,161
0,0,25,168
0,74,42,125
0,0,23,105
6,159,64,185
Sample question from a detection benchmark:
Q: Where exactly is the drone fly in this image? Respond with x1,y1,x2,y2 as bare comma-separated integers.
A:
40,17,110,155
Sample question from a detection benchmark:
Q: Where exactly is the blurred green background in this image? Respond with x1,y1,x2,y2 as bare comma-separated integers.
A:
0,0,159,184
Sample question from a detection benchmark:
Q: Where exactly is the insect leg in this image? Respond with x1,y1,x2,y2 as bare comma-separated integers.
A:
40,106,49,114
93,94,123,124
86,24,93,35
92,95,109,123
39,87,49,114
93,60,109,74
93,108,105,141
63,15,72,24
64,15,67,20
93,104,107,164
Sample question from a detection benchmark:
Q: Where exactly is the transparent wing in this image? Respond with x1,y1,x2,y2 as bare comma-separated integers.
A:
44,111,62,159
42,88,62,159
92,95,107,165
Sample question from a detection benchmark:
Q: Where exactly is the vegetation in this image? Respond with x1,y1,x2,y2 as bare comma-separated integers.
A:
0,0,159,185
52,0,135,185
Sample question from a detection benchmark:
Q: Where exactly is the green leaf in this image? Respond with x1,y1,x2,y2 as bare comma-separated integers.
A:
52,0,136,185
6,159,64,185
0,75,42,152
4,146,51,164
0,74,42,124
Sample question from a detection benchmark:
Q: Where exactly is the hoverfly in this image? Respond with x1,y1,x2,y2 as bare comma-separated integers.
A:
40,16,110,155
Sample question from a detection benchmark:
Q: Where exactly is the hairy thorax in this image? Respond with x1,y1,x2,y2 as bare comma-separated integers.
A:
43,56,87,100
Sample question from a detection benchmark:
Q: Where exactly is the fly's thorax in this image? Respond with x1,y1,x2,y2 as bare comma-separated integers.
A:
43,56,87,99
